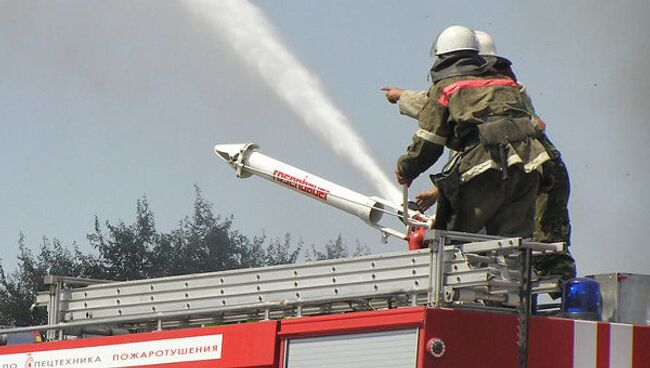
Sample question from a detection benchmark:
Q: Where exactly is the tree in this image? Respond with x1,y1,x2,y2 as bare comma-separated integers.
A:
264,233,302,266
238,234,267,269
306,234,348,261
149,186,260,276
0,185,372,327
1,235,48,326
0,234,80,326
85,197,157,281
306,235,371,261
352,240,371,257
0,258,7,325
37,238,80,277
147,231,182,277
181,187,241,273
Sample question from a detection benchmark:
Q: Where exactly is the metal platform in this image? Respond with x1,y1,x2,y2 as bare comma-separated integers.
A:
6,231,565,340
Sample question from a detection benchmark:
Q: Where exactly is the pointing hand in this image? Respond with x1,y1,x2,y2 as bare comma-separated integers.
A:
381,86,404,104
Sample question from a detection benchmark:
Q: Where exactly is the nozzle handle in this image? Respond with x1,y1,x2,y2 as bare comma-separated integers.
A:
401,185,431,228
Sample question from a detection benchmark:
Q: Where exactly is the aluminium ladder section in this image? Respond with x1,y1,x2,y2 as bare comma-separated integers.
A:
24,230,564,340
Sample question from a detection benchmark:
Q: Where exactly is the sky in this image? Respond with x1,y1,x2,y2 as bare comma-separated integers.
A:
1,0,649,277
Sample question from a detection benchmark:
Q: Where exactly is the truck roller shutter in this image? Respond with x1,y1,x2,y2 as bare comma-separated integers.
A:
284,328,418,368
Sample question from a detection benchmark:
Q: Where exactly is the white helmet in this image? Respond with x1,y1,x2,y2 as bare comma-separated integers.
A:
474,31,497,56
431,25,478,57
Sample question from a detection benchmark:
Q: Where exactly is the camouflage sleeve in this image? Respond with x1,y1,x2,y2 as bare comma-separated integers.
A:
396,84,449,181
398,90,428,119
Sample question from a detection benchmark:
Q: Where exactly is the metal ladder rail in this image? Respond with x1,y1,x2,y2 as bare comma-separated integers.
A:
5,231,567,340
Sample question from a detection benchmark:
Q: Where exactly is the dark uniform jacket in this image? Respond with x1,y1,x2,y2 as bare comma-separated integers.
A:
397,73,549,183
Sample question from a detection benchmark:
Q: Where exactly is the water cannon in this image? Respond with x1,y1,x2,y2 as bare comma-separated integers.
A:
214,143,433,246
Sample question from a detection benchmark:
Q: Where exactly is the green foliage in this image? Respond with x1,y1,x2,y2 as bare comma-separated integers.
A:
352,240,371,257
148,186,261,276
84,197,157,281
264,233,302,266
0,234,79,326
0,235,40,326
0,186,370,327
306,234,367,261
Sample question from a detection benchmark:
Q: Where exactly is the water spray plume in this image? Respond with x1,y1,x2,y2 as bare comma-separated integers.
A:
182,0,401,203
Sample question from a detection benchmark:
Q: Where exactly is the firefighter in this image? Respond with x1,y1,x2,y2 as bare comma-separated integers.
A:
394,25,549,238
385,29,576,286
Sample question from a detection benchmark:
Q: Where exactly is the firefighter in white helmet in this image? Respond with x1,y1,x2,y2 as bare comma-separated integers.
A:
382,29,576,287
383,30,501,117
474,31,496,56
383,30,502,118
392,25,548,238
382,29,506,210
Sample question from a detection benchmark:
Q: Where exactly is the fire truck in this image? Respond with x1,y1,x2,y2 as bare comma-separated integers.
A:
1,143,648,368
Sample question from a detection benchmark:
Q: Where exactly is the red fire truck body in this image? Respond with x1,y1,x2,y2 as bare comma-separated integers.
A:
1,307,648,368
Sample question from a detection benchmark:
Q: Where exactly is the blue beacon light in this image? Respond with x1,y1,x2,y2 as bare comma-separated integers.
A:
561,278,602,321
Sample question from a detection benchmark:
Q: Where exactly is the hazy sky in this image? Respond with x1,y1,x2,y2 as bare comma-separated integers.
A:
1,0,649,277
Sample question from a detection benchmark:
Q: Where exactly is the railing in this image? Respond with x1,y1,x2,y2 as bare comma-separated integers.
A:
1,230,565,342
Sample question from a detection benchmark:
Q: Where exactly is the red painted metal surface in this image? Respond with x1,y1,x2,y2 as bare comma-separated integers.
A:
528,316,574,368
279,306,425,339
2,307,649,368
421,307,519,368
0,321,279,368
633,325,650,368
408,227,426,250
597,322,610,368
